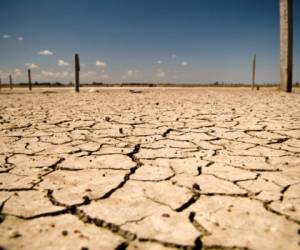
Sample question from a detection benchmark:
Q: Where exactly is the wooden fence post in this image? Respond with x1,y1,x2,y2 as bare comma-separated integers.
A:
252,54,256,90
28,69,32,91
280,0,293,92
75,54,80,92
9,74,13,90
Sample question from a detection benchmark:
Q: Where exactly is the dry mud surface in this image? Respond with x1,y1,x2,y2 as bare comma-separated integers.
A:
0,87,300,250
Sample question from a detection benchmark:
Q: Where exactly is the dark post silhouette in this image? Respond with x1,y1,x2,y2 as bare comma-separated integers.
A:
75,54,80,92
28,69,32,91
0,78,2,92
252,54,256,90
9,74,13,90
280,0,293,92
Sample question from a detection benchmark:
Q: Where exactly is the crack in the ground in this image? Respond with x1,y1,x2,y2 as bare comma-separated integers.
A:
189,211,211,237
263,201,300,225
162,128,173,138
176,184,201,212
97,144,141,200
138,237,202,250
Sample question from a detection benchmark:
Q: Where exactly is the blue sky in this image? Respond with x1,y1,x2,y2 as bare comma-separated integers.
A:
0,0,299,84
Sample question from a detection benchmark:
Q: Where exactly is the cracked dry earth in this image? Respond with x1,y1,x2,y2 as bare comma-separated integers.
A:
0,87,300,250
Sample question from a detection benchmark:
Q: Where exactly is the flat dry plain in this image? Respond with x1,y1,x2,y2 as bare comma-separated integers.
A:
0,87,300,250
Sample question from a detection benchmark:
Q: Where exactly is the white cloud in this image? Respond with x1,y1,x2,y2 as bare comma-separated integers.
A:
82,71,97,77
0,69,23,79
38,50,53,56
100,74,110,80
3,34,11,39
41,70,54,77
96,60,107,67
14,68,22,76
17,37,23,41
41,70,69,78
181,61,188,66
33,74,41,79
156,69,166,78
127,69,138,77
157,60,163,65
58,59,69,66
171,54,178,59
61,71,70,77
25,63,38,69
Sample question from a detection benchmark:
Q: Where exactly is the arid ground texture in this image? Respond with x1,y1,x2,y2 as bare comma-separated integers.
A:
0,87,300,250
